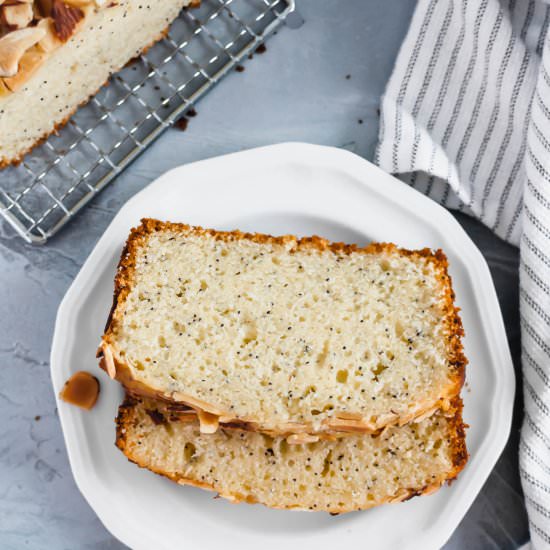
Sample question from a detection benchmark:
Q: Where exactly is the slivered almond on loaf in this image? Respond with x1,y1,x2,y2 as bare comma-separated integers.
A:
100,219,466,435
116,395,468,513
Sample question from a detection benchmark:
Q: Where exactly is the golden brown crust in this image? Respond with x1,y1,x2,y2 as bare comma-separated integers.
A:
115,395,468,513
100,219,467,435
0,4,200,168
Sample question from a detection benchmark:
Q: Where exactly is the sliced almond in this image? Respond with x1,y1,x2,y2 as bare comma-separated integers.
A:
286,433,320,445
63,0,94,6
57,0,104,11
63,0,98,18
1,3,34,29
1,0,33,5
0,78,11,96
410,405,440,424
0,26,46,77
3,46,47,91
36,16,61,52
389,489,412,504
197,410,219,434
35,0,53,17
100,344,116,379
51,0,84,42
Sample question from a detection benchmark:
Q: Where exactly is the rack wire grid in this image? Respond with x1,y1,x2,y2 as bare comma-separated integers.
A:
0,0,294,244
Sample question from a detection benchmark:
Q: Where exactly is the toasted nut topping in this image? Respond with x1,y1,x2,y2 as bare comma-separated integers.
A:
35,0,54,17
287,433,320,445
64,0,96,7
0,0,120,91
3,47,47,91
1,3,34,29
51,0,84,42
0,79,10,97
197,410,220,434
35,16,62,52
0,26,45,77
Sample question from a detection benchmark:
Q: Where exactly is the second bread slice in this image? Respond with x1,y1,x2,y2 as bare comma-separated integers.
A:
116,395,468,513
100,219,466,435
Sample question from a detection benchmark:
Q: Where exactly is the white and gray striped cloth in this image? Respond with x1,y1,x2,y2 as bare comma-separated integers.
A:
375,0,550,547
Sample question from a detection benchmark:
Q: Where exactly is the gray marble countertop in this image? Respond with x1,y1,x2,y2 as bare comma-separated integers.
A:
0,1,528,548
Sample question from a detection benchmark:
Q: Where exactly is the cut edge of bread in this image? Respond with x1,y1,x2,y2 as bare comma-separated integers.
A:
99,218,467,436
114,394,469,514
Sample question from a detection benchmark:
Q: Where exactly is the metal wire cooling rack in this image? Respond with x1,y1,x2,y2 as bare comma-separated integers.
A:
0,0,294,244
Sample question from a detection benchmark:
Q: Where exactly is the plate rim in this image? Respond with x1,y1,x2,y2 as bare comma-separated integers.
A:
50,141,515,550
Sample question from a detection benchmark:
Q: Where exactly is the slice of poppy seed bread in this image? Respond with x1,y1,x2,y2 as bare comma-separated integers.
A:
100,219,466,435
115,395,468,513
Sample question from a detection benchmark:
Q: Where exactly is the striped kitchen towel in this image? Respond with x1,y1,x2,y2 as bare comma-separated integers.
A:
376,0,550,548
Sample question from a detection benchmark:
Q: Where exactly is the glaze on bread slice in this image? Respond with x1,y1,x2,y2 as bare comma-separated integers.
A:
115,395,468,513
100,219,466,436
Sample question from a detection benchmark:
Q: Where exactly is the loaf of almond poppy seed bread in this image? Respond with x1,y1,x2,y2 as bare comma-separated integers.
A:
0,0,198,167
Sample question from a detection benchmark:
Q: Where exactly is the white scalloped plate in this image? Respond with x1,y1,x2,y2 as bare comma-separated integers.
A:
51,143,514,550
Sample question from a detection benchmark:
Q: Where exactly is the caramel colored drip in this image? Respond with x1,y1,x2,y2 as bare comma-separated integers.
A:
59,371,100,410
